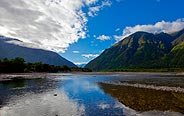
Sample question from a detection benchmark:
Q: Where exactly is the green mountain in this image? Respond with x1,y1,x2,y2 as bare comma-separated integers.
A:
86,29,184,71
168,41,184,68
0,37,77,67
171,29,184,45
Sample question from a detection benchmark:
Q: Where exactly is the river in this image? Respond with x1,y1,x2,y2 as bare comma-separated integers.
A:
0,73,184,116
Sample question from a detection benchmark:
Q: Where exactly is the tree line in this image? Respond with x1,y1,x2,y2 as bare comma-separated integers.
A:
0,57,92,73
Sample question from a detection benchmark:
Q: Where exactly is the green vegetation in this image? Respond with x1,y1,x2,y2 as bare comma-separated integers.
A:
0,57,92,73
0,38,77,67
101,68,184,72
86,29,184,71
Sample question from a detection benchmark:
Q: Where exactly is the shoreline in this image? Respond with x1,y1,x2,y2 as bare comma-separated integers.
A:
102,81,184,93
1,72,184,94
0,71,184,81
72,71,184,76
0,73,73,81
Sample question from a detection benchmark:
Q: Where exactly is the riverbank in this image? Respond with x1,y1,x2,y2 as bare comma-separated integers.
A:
1,71,184,81
73,71,184,76
0,73,73,81
101,82,184,93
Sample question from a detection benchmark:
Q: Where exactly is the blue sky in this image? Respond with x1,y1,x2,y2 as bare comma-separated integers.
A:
0,0,183,65
61,0,184,65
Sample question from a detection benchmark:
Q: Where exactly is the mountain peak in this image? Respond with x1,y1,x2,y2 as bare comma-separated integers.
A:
86,29,184,71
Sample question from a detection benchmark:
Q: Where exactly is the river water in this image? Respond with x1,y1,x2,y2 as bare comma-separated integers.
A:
0,73,184,116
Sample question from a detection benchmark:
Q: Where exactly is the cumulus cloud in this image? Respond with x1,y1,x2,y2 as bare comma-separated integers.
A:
82,54,99,59
0,0,110,52
114,18,184,41
88,1,111,17
96,35,110,41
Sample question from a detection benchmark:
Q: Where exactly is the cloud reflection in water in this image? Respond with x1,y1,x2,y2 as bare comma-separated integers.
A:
0,90,85,116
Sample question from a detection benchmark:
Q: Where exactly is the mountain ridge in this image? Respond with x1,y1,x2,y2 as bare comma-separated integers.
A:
0,37,77,67
86,29,184,71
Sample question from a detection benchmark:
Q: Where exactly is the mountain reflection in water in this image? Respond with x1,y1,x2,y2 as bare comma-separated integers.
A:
99,83,184,114
0,74,184,116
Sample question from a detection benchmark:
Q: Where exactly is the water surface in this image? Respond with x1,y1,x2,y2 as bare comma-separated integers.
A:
0,73,184,116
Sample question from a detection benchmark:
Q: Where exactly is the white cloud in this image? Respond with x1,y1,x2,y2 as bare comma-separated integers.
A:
72,51,80,53
96,35,110,41
88,1,111,17
74,62,88,65
113,35,123,41
99,50,104,53
82,54,99,59
0,0,110,52
115,28,120,32
114,18,184,41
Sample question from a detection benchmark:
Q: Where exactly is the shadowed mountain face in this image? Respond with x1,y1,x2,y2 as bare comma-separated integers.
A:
0,37,76,67
171,29,184,46
99,83,184,114
86,29,184,71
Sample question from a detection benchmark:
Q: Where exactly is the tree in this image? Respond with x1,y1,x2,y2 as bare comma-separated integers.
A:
11,57,26,72
62,65,71,72
33,62,43,72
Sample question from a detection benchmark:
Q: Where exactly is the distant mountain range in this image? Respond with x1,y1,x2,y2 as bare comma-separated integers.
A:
76,63,86,68
0,37,77,67
86,29,184,71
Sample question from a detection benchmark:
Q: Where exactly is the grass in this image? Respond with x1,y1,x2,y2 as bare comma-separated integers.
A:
101,68,184,72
